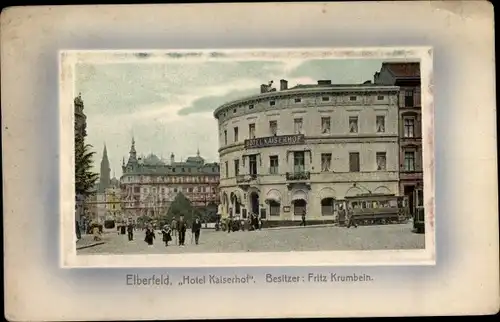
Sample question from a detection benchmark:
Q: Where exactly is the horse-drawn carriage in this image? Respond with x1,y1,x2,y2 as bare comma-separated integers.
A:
343,193,409,226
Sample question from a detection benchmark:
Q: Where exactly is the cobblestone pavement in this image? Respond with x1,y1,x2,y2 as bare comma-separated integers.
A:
77,223,425,255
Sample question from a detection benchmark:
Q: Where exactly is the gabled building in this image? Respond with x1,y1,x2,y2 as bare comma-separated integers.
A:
120,138,220,221
374,62,422,212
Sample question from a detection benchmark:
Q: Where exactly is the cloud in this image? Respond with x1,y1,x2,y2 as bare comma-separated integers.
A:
177,88,259,116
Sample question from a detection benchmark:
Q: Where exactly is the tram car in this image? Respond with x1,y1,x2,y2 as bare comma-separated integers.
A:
343,193,409,226
412,187,425,233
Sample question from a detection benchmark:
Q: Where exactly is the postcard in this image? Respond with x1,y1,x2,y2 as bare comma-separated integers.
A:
61,47,436,268
3,2,497,320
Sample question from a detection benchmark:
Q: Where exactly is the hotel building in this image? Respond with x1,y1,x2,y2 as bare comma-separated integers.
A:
213,79,400,223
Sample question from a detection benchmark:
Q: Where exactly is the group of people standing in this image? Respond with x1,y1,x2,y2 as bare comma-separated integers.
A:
142,216,203,248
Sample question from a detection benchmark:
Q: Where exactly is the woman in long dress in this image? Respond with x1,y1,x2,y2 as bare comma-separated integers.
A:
144,224,155,246
161,224,172,247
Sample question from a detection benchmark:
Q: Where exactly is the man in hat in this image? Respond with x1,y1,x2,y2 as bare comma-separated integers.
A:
177,215,187,246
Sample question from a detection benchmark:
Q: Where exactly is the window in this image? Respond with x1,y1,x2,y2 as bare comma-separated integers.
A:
234,127,239,142
188,187,193,193
349,152,360,172
225,161,229,178
376,115,385,133
249,123,255,139
405,90,414,107
249,155,258,175
224,130,227,145
350,96,357,101
322,96,329,102
377,95,384,100
234,159,239,176
134,187,140,193
269,201,280,216
321,117,331,134
249,104,254,109
349,116,358,133
404,118,415,137
269,156,279,174
174,188,178,193
269,101,276,106
233,108,236,113
321,198,334,216
294,98,301,103
404,151,415,171
293,151,305,173
269,121,278,136
294,118,303,134
376,152,387,171
293,199,307,216
320,153,332,172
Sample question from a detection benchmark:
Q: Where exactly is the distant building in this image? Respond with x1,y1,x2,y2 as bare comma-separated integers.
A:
213,79,400,222
95,145,120,223
120,138,220,221
374,62,422,210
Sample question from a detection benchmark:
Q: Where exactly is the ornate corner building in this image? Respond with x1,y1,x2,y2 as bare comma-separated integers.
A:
213,79,401,223
119,138,220,222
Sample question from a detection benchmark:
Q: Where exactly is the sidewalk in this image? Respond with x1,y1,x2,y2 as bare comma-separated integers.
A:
76,234,108,250
265,223,338,231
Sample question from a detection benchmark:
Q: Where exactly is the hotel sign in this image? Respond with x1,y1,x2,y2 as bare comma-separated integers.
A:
244,134,305,149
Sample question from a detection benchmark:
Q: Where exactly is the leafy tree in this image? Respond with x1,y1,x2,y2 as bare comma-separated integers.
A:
165,192,201,224
74,94,99,197
75,134,99,196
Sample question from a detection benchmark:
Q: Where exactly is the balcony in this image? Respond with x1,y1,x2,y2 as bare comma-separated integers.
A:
236,174,258,188
286,171,311,181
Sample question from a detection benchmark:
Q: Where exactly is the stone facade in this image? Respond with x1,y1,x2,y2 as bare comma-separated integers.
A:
214,80,400,222
374,62,423,210
120,138,220,220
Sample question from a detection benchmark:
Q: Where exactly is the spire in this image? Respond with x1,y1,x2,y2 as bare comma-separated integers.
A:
197,147,200,157
99,143,111,193
128,136,137,164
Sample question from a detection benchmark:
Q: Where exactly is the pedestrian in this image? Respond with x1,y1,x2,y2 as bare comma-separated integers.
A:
227,217,232,234
75,220,81,240
171,218,178,240
301,212,306,227
127,221,134,241
177,215,187,246
92,223,101,241
144,224,156,246
192,217,202,245
161,224,172,247
346,206,358,228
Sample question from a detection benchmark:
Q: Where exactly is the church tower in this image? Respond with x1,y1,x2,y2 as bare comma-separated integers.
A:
98,144,111,193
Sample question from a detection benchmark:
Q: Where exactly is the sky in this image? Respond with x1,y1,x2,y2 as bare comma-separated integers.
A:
75,57,390,178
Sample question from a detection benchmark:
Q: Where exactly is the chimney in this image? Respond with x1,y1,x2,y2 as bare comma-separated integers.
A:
280,79,288,90
260,84,267,93
317,80,332,85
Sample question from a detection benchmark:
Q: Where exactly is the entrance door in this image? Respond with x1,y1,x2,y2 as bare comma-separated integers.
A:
404,185,415,216
250,192,259,216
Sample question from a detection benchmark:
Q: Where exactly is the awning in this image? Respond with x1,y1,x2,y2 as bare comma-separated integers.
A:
265,190,281,203
319,187,336,200
291,190,308,201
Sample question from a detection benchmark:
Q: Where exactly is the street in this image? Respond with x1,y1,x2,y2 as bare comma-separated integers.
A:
77,223,425,255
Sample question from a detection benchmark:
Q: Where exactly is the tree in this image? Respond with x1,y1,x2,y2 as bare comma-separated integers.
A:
75,135,99,196
74,94,99,197
165,192,201,224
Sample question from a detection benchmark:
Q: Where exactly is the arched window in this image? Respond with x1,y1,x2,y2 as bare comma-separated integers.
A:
269,200,280,216
293,199,307,216
321,198,334,216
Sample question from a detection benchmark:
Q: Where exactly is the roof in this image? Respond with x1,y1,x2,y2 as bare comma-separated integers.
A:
382,62,420,78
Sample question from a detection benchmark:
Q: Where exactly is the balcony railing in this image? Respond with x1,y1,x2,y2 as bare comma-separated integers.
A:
236,174,258,184
286,171,311,181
